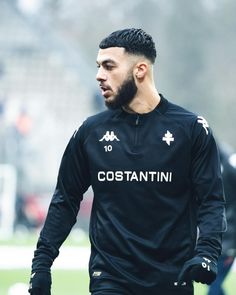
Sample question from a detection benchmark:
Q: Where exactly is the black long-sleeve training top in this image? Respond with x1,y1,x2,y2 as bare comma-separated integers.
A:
32,95,226,290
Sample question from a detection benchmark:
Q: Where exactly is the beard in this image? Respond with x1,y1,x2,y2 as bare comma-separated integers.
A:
105,75,137,110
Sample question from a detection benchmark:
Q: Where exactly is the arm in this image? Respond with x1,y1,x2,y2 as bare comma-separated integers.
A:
191,120,226,262
29,124,91,292
178,117,226,285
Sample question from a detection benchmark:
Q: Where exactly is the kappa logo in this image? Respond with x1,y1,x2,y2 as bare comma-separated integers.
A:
197,116,209,135
162,130,174,146
99,131,120,142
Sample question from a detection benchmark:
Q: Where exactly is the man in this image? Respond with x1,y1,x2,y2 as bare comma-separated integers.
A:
29,28,226,295
207,147,236,295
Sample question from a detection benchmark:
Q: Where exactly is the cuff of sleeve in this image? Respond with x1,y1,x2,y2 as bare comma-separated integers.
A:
195,234,222,263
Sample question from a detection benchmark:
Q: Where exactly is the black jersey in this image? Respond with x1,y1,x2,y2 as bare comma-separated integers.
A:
32,95,226,290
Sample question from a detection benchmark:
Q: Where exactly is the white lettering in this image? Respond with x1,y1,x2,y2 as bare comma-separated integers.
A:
106,171,114,181
149,171,156,182
98,171,105,181
97,171,173,183
124,171,132,181
104,145,112,152
130,171,138,181
139,171,148,181
161,172,169,182
115,171,123,181
156,171,160,182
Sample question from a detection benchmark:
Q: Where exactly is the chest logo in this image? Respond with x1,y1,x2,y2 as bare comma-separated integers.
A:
162,130,174,146
99,131,120,142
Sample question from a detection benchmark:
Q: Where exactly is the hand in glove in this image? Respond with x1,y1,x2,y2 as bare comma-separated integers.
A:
28,271,51,295
178,256,217,285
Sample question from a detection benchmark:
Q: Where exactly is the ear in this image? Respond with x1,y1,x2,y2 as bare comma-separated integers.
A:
134,62,148,80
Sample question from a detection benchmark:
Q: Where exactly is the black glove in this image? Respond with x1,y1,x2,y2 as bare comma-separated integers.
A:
178,256,217,285
28,271,51,295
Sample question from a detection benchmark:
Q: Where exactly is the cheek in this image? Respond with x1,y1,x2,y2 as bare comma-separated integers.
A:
113,74,127,89
110,77,121,93
110,68,132,92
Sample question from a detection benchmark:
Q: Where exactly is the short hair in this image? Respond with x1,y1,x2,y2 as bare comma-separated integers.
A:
99,28,157,64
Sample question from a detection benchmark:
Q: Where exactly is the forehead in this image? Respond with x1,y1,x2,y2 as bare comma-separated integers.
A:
96,47,127,64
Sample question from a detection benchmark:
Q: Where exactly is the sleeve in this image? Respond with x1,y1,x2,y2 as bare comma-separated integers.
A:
190,116,227,263
31,123,91,272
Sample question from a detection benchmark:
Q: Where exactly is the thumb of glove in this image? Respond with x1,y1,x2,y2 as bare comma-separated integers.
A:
178,259,194,285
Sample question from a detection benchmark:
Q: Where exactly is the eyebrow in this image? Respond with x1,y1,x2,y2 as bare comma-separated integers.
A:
96,59,117,66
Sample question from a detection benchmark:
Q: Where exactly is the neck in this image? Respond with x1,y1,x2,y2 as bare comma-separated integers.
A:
124,86,161,114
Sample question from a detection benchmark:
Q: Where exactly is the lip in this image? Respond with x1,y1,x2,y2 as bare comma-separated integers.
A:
100,85,112,97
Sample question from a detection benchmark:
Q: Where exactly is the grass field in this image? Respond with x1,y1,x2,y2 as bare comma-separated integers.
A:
0,269,89,295
0,233,235,294
1,268,235,295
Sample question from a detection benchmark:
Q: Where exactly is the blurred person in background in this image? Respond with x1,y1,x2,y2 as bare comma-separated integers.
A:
207,146,236,295
28,28,226,295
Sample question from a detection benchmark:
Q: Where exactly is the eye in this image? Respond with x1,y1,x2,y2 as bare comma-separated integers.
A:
105,64,115,71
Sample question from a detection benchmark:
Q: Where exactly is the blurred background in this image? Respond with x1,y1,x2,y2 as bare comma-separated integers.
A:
0,0,235,294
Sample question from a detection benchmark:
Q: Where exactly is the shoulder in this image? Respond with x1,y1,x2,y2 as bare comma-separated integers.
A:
163,96,198,122
84,109,118,127
161,94,211,137
73,109,120,142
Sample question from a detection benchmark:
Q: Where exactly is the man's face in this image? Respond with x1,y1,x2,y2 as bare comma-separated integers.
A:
96,47,137,109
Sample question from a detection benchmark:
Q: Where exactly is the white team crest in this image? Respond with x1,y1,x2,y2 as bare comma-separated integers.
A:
162,130,174,146
197,116,209,135
99,131,120,142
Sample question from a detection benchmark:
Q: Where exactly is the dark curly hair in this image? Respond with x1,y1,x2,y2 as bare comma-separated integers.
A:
99,28,157,64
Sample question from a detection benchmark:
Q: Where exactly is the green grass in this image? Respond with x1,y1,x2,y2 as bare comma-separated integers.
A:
0,269,89,295
1,268,235,295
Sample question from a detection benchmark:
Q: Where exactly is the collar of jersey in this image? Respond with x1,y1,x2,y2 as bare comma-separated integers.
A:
117,94,168,125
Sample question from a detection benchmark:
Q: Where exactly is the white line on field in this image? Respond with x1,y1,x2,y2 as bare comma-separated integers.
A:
0,246,90,270
0,246,236,272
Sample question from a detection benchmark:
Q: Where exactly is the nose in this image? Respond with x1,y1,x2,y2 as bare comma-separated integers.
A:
96,67,107,82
